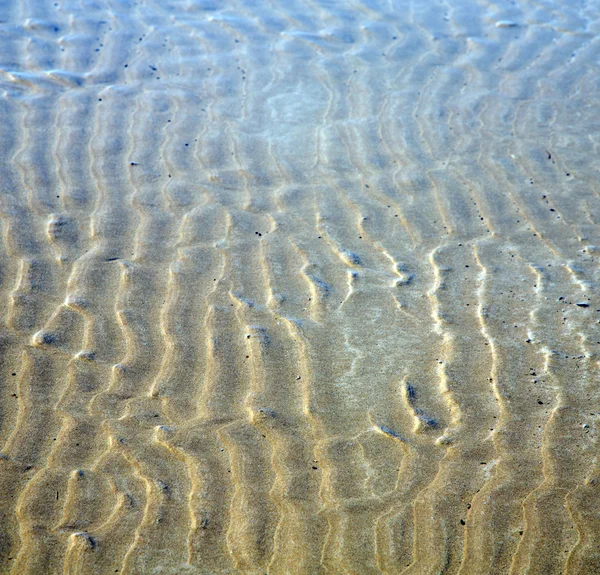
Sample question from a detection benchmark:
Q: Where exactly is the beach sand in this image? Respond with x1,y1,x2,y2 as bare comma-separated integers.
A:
0,0,599,573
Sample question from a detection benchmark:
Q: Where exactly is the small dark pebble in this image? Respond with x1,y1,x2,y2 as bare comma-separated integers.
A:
157,480,170,496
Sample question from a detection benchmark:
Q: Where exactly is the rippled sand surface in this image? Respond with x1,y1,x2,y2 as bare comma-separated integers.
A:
1,0,600,573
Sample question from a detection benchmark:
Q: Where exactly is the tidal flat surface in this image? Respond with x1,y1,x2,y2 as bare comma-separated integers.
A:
0,0,599,573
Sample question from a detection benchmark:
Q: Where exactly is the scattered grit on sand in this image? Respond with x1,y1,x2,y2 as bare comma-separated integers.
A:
0,0,599,573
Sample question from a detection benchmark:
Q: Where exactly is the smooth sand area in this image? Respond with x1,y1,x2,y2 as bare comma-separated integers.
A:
0,0,599,573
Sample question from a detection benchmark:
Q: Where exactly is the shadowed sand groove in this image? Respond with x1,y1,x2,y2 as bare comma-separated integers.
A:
1,0,600,573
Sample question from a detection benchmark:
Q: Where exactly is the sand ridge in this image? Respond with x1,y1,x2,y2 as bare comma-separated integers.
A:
0,0,599,573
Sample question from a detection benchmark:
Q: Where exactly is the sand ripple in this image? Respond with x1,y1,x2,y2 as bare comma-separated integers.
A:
0,0,599,573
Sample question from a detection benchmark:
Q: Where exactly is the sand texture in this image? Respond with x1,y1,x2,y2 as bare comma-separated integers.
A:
1,0,600,573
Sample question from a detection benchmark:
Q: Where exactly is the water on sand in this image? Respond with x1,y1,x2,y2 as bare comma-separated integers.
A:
0,0,600,573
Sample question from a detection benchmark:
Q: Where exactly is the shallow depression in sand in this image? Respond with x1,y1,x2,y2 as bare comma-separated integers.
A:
0,0,600,573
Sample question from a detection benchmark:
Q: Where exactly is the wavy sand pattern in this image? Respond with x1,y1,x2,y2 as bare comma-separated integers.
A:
0,0,599,573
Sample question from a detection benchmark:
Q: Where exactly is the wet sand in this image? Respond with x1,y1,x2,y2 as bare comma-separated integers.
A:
1,0,600,573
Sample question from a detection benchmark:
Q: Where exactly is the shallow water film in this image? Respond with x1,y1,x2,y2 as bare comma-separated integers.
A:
1,0,600,573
